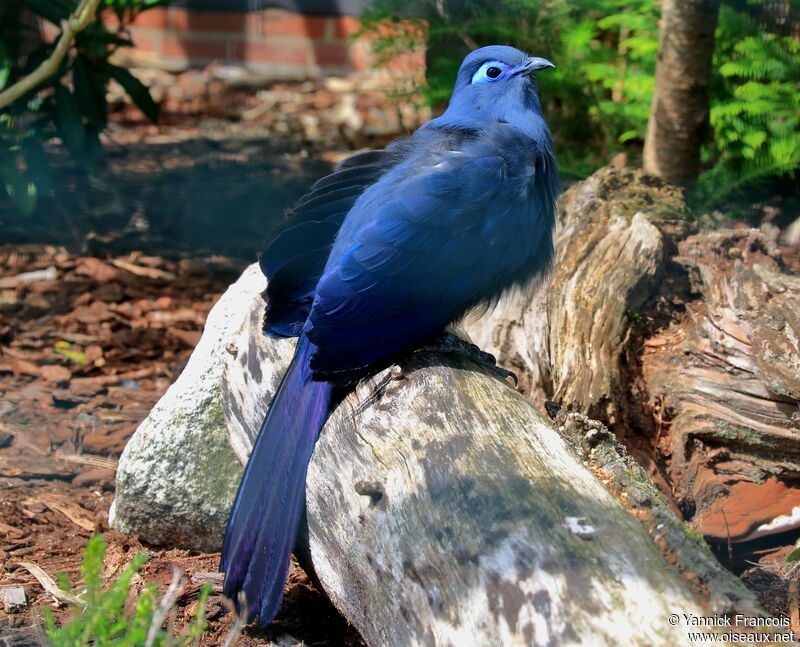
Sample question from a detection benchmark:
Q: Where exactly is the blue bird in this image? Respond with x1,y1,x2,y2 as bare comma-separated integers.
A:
220,45,560,626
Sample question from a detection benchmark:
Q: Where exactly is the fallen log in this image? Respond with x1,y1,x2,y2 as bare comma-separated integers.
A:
464,166,800,548
303,351,759,646
111,263,761,645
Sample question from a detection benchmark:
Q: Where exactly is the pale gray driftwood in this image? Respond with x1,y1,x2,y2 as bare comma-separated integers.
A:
111,256,762,645
303,350,758,646
464,165,693,424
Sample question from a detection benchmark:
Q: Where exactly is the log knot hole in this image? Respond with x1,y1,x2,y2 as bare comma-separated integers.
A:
355,480,385,505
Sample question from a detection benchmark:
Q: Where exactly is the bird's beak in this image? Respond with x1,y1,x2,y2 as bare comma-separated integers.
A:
513,57,555,77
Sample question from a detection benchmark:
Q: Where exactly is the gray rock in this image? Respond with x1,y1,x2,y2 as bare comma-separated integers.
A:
109,264,294,551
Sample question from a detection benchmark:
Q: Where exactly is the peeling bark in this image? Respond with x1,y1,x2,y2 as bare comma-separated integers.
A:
643,229,800,541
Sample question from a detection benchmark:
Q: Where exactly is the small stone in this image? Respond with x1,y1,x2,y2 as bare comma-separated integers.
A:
1,586,27,613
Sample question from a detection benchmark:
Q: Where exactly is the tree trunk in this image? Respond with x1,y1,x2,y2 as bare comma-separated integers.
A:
642,0,720,186
464,165,800,555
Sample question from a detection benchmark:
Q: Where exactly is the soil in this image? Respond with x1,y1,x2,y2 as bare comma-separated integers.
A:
0,246,365,646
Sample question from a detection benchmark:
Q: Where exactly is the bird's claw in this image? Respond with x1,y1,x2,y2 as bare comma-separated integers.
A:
417,332,519,385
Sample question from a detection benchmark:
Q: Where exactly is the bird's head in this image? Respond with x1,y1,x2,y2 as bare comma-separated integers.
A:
423,45,555,139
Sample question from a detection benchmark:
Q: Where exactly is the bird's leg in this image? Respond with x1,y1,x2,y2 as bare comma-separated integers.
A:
416,331,518,385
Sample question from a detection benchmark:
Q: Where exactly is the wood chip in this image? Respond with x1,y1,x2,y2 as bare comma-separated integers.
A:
10,357,39,377
0,266,57,288
0,521,25,537
37,494,96,531
170,328,202,347
39,364,71,383
110,258,176,281
55,452,118,470
15,561,86,607
0,450,80,480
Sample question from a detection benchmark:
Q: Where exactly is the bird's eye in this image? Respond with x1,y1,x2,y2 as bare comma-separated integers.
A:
471,61,508,84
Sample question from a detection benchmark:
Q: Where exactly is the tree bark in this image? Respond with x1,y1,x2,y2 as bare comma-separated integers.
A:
301,353,759,647
642,0,720,186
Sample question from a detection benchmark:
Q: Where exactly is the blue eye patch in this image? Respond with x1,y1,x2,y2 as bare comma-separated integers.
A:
471,60,509,84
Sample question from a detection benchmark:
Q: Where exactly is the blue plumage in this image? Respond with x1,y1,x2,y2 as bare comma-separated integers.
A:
221,44,560,625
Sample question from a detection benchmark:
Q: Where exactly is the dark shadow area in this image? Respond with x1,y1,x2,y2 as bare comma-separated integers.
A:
0,138,332,261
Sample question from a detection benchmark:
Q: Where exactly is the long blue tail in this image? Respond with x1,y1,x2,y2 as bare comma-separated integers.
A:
221,334,333,625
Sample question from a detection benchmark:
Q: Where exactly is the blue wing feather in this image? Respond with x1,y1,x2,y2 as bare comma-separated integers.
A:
261,144,411,337
305,124,557,381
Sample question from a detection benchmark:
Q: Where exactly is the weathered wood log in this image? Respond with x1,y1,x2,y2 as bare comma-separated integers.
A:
464,165,800,548
303,352,760,646
112,259,764,645
464,166,693,428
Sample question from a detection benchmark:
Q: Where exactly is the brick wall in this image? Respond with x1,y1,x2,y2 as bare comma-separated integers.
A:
110,7,368,78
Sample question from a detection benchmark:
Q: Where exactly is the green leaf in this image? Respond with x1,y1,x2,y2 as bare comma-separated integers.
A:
0,39,10,90
73,56,108,128
54,84,87,160
106,64,159,123
0,149,38,217
22,138,53,195
786,544,800,562
83,126,104,173
618,129,640,143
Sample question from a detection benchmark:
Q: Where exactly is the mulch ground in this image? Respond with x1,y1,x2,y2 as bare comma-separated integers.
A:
0,247,364,647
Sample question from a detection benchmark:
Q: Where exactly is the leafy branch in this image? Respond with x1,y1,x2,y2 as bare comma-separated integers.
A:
0,0,101,110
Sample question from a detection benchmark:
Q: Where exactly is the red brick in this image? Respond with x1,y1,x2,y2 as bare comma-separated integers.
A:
334,16,360,40
102,9,121,29
236,39,309,65
161,36,231,60
312,42,350,67
125,28,157,53
170,8,246,33
131,7,168,29
248,10,326,39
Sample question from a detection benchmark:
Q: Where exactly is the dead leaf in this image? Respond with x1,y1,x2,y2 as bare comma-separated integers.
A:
16,561,86,607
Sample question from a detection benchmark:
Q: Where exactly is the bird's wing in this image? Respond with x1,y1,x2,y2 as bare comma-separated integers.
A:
305,129,555,381
261,143,411,337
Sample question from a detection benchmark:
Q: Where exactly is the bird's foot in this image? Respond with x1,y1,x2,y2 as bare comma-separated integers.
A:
417,332,518,385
